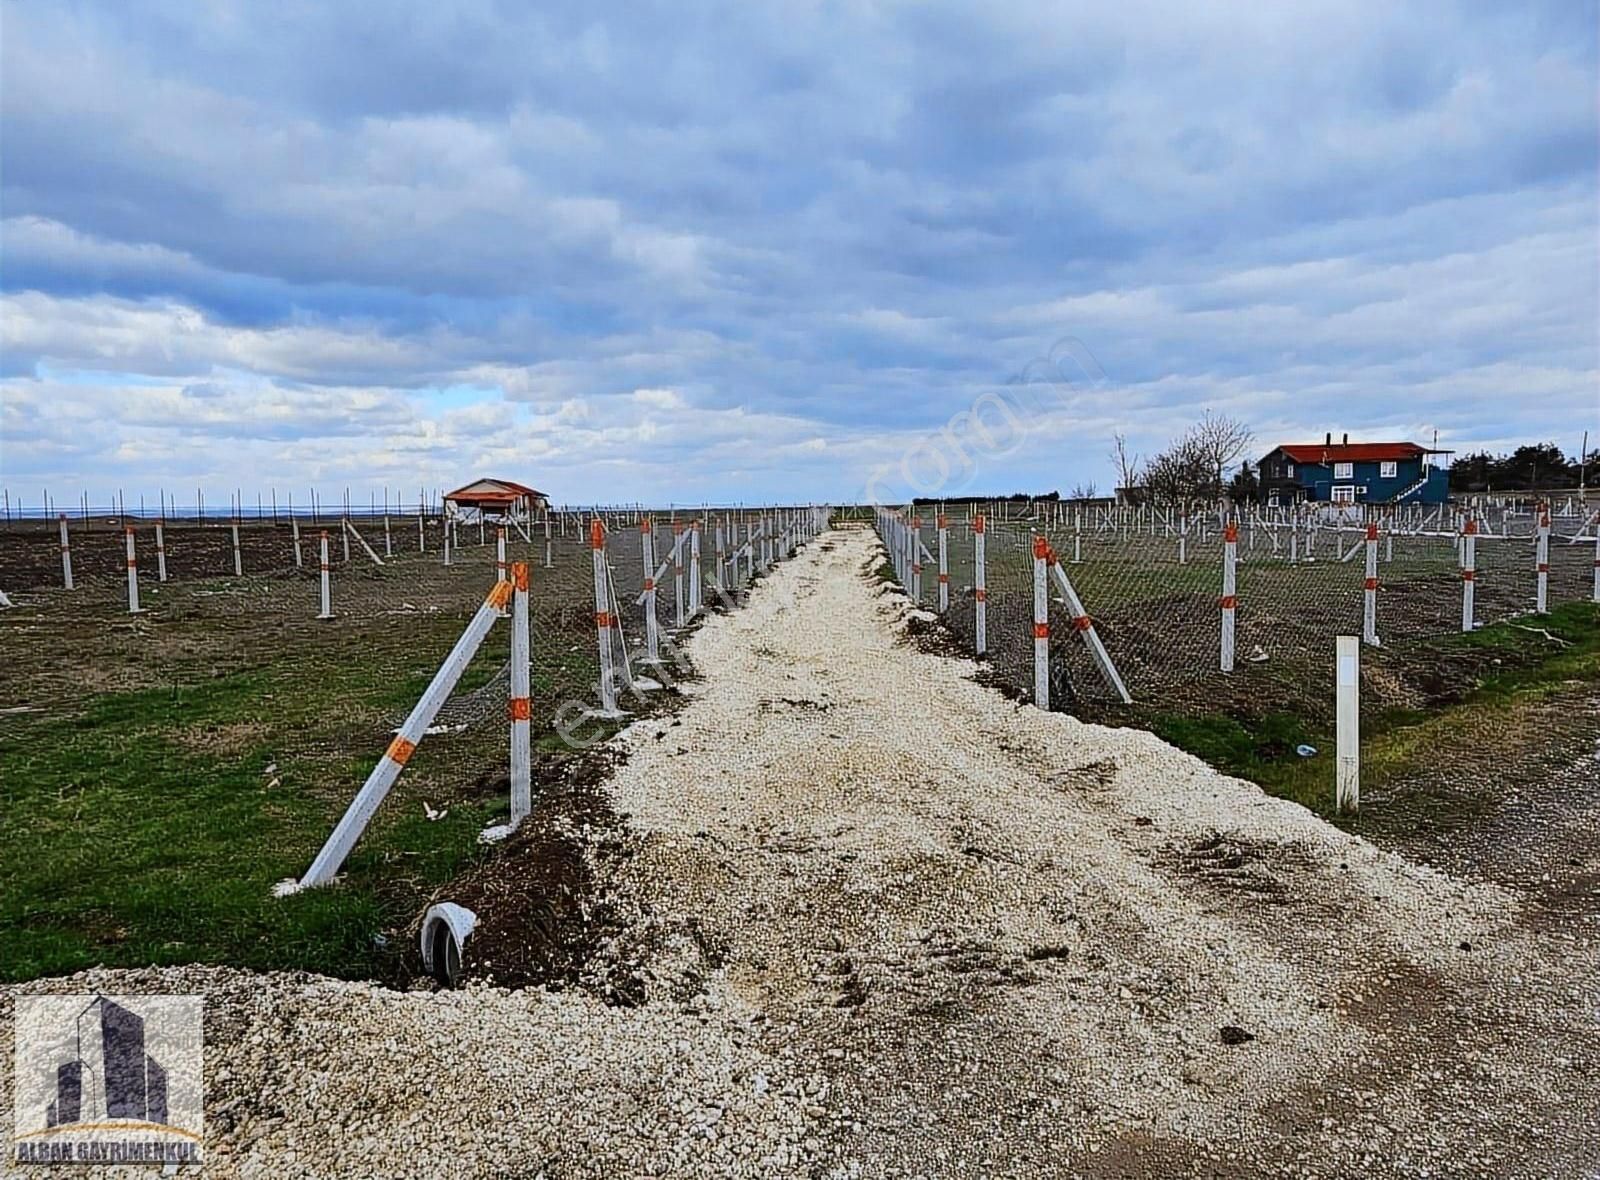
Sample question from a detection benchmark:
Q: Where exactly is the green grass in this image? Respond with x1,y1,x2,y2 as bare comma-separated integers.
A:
1147,601,1600,818
0,653,506,985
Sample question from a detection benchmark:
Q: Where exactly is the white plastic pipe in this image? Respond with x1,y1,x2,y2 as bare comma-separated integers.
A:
1336,635,1360,814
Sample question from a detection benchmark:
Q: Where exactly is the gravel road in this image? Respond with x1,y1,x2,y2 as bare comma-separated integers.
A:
4,525,1595,1178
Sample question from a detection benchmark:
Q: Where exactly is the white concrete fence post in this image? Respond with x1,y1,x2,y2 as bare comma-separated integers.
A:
1536,506,1550,614
1461,517,1477,632
641,518,661,663
295,577,514,888
232,520,243,576
341,519,351,564
292,516,303,569
974,513,987,655
509,562,532,828
1362,522,1380,647
1220,521,1238,672
937,513,949,612
58,513,73,590
317,531,334,619
591,520,623,719
690,522,702,615
443,520,453,566
911,517,924,602
673,521,686,626
124,526,142,614
384,514,393,558
1033,534,1050,710
1593,526,1600,603
1336,635,1360,814
155,518,168,582
418,507,426,552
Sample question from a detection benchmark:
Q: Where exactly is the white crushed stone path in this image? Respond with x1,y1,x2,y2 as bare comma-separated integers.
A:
3,525,1594,1179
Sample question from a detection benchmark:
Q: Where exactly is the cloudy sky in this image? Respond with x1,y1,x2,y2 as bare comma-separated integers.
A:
2,1,1596,508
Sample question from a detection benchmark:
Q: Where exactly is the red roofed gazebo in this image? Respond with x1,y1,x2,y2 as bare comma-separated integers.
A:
442,479,548,522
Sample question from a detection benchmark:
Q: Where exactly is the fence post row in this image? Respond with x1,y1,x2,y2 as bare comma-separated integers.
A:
974,513,987,655
58,514,73,590
1460,517,1477,632
1220,521,1237,672
124,526,142,614
1362,522,1380,647
509,562,532,828
296,576,515,888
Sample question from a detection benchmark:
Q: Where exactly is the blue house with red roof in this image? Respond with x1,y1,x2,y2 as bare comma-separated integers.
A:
1258,434,1452,506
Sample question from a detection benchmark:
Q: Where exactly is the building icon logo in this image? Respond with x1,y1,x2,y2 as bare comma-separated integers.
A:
12,995,203,1166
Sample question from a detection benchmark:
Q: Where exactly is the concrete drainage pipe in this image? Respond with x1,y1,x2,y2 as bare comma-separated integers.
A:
419,902,477,988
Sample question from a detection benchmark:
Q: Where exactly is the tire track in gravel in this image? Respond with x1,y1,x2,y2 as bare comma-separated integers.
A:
601,525,1598,1179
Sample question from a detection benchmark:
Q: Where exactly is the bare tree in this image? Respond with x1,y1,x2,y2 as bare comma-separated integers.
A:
1068,481,1099,501
1108,432,1142,493
1141,411,1256,503
1189,410,1255,494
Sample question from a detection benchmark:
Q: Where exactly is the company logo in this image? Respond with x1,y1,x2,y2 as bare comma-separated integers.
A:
12,995,203,1166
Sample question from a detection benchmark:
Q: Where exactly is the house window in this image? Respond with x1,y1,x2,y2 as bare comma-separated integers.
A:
1285,462,1295,478
1333,462,1354,479
1331,485,1356,504
1380,461,1397,478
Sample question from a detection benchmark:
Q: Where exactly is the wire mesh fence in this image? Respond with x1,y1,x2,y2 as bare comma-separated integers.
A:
881,498,1599,727
0,505,825,856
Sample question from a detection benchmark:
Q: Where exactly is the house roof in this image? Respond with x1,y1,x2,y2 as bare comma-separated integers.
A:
443,478,545,501
1271,442,1426,465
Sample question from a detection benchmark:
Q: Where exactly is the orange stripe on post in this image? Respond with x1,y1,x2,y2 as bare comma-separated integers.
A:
386,736,417,766
487,580,513,609
1073,615,1093,632
974,589,987,602
513,562,528,591
1033,622,1049,639
1462,570,1476,582
508,697,532,721
1219,595,1238,609
595,611,613,628
590,520,606,550
1033,535,1049,559
1224,523,1238,543
1364,578,1379,591
973,515,985,535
